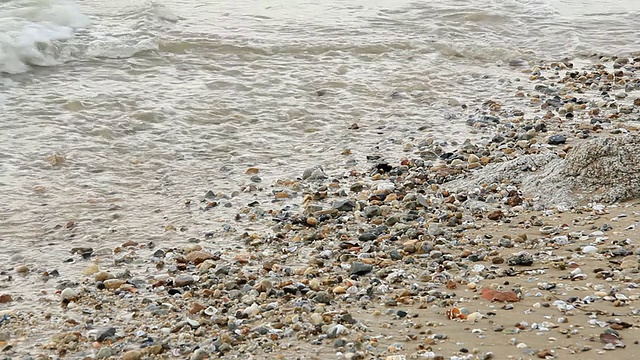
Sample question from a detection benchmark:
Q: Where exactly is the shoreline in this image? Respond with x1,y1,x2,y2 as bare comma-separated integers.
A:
1,56,640,360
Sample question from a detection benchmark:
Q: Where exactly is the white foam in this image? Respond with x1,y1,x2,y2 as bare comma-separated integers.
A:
0,0,89,74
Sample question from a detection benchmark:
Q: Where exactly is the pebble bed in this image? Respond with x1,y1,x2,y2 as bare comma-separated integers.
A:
2,56,640,360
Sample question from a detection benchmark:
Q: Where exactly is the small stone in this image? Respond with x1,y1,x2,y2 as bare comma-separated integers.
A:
310,313,324,325
96,347,112,359
507,252,534,266
306,217,318,226
548,134,567,145
358,232,377,242
350,262,373,275
537,349,553,358
0,294,12,303
60,288,78,301
327,324,346,338
303,166,327,180
487,210,504,221
83,264,99,276
333,200,356,212
122,350,142,360
15,265,29,273
364,206,381,218
427,223,443,236
185,251,216,264
313,291,333,304
174,275,195,287
189,303,206,315
94,271,112,282
103,279,125,290
96,327,116,342
468,154,480,164
191,349,208,360
582,245,598,254
333,286,347,295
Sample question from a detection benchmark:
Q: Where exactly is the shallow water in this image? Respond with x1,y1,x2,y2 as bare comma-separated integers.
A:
0,0,639,304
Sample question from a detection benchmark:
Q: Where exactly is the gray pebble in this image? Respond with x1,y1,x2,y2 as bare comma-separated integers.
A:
174,274,195,287
350,262,373,275
333,200,356,212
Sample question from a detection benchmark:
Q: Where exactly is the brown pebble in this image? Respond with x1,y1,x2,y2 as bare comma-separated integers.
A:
103,279,125,290
537,349,553,358
492,257,505,264
15,265,29,273
0,294,13,303
189,303,206,315
122,350,142,360
306,217,318,226
184,251,216,264
487,210,504,221
121,241,138,248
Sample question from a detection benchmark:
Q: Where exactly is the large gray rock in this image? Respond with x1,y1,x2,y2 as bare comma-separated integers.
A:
563,135,640,203
445,135,640,207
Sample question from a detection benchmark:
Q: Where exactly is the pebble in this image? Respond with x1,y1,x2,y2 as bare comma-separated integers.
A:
174,274,195,287
96,347,112,359
548,134,567,145
60,288,78,301
582,245,599,254
350,262,373,275
121,350,142,360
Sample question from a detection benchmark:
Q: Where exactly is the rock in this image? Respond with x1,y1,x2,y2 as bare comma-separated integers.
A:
582,245,598,254
96,347,112,359
15,265,29,273
94,271,112,282
350,262,373,275
122,350,142,360
103,279,125,290
364,206,381,218
185,251,216,264
507,252,534,266
302,166,327,180
427,223,443,236
191,349,208,360
313,291,333,304
60,288,78,301
83,264,99,276
310,313,324,325
174,275,195,287
327,324,347,338
548,134,567,145
189,303,206,314
96,327,116,342
563,135,640,202
0,294,12,304
358,232,377,242
333,200,356,212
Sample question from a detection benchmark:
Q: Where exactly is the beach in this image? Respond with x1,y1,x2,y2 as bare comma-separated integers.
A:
2,0,640,359
2,56,640,359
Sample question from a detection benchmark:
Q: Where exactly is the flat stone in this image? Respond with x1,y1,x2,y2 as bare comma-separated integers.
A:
548,134,567,145
96,347,112,359
96,327,116,342
350,262,373,275
333,200,356,212
185,251,216,264
174,275,195,287
122,350,142,360
507,252,534,266
313,291,333,304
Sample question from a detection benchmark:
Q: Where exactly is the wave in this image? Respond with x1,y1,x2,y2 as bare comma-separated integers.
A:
0,0,89,74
